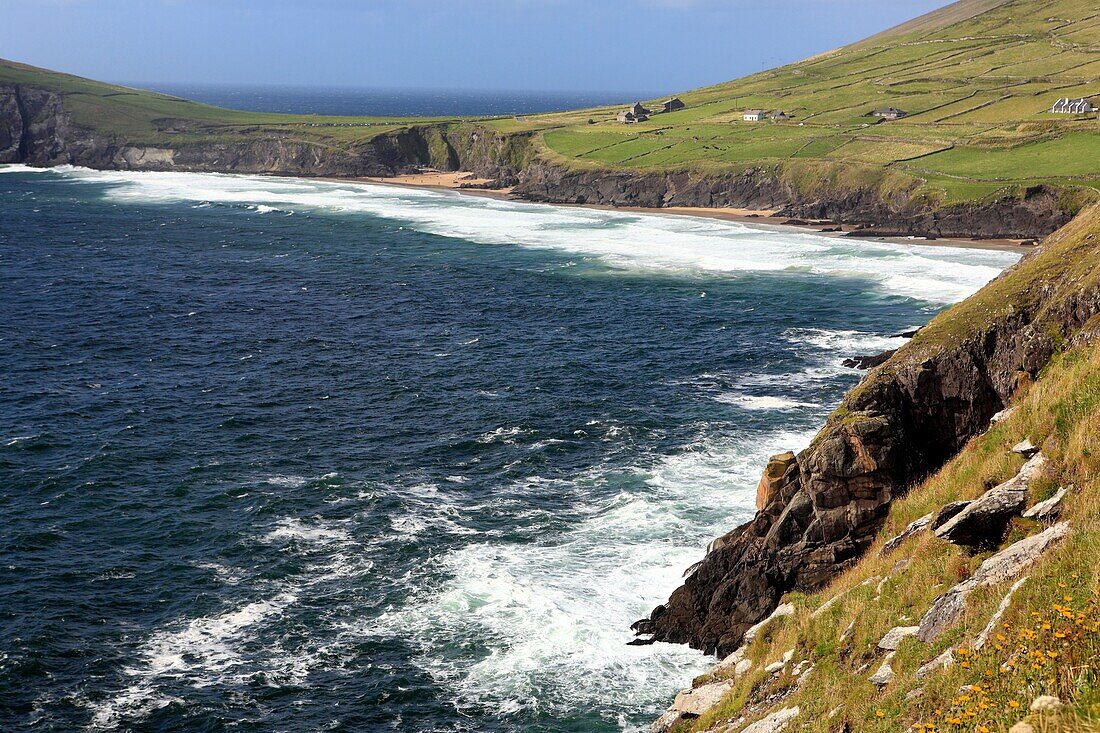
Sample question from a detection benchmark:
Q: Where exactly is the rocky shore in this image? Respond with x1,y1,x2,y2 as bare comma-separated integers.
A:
632,206,1100,658
638,203,1100,733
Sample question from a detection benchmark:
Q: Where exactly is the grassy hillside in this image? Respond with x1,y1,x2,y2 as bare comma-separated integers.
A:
2,0,1099,211
523,0,1100,204
661,203,1100,733
859,0,1013,45
0,58,456,147
676,342,1100,733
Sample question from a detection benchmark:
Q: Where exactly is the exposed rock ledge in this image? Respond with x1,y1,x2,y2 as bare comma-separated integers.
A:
514,159,1073,241
632,206,1100,656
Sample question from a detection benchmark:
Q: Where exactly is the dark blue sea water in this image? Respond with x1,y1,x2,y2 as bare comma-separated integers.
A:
0,166,1019,732
129,84,660,117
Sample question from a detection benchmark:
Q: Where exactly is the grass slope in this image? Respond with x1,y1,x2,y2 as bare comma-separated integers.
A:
0,58,459,148
529,0,1100,204
671,204,1100,733
859,0,1013,45
683,341,1100,733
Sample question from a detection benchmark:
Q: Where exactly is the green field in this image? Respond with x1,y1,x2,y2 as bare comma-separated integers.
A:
3,0,1100,206
520,0,1100,201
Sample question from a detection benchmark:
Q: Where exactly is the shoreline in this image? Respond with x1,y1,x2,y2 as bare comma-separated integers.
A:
331,171,1034,254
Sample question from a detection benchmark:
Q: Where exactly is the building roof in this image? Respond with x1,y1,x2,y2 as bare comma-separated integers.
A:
1052,97,1095,110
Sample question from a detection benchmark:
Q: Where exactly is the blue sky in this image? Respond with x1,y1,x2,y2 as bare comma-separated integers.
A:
0,0,949,93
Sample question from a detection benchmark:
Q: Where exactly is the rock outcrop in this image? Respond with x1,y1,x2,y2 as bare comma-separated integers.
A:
877,626,919,651
932,500,972,530
917,522,1070,642
739,707,801,733
757,453,798,512
843,350,897,370
973,576,1028,650
934,453,1047,547
1022,487,1069,522
880,513,933,555
652,680,737,732
869,660,895,686
634,207,1100,655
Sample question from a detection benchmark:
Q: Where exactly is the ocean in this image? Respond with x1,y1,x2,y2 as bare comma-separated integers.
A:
0,164,1019,732
128,84,662,117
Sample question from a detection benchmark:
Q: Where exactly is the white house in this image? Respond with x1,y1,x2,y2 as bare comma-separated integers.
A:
743,109,768,122
871,107,908,120
1051,98,1096,114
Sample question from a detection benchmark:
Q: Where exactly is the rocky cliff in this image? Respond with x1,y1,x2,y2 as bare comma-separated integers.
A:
0,83,527,180
632,205,1100,657
0,82,1078,240
515,159,1074,240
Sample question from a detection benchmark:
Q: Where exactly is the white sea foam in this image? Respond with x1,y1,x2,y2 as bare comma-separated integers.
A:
89,515,365,729
262,517,350,545
46,168,1019,304
716,394,819,410
0,164,50,174
364,428,815,724
90,592,298,729
476,426,530,444
264,474,308,489
788,327,909,355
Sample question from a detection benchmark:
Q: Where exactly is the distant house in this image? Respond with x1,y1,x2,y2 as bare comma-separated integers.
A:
770,110,791,121
662,97,686,113
618,102,651,124
1051,97,1096,114
743,109,768,122
871,107,908,120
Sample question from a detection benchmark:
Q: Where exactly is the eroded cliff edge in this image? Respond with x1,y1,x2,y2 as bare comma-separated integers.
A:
0,83,531,180
632,204,1100,657
0,82,1080,240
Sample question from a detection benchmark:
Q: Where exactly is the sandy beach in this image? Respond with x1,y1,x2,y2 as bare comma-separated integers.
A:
338,170,1035,254
350,171,514,199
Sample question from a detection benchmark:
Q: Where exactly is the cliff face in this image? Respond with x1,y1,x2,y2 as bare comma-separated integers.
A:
633,206,1100,656
515,159,1073,240
516,160,797,211
0,84,521,179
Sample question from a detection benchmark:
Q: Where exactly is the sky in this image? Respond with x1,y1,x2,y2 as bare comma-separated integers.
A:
0,0,951,93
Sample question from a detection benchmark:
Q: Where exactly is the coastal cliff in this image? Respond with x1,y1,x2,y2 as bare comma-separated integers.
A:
633,206,1100,658
639,205,1100,733
515,160,1074,240
0,82,529,180
0,83,416,177
0,81,1078,241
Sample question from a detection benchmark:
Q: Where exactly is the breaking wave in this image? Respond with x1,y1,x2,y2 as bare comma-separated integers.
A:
50,167,1019,304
